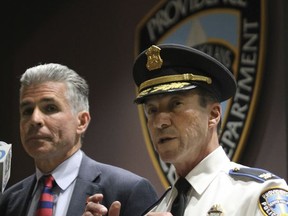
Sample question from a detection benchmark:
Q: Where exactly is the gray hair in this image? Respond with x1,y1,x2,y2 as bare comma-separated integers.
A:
20,63,89,114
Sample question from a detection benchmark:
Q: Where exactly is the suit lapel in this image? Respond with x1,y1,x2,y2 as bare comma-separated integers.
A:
66,178,102,216
66,154,102,216
10,176,36,216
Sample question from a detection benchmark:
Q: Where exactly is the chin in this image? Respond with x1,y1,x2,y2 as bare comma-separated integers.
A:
159,152,176,164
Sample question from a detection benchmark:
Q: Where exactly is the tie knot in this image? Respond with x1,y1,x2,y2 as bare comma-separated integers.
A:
43,175,55,188
174,177,191,194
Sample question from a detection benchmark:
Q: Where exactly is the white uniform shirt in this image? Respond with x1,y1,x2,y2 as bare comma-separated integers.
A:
147,147,288,216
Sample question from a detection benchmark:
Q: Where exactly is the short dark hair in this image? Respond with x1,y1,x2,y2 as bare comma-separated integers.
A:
193,87,222,135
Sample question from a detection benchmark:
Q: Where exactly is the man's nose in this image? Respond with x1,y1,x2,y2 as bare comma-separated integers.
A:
153,112,171,129
30,108,44,127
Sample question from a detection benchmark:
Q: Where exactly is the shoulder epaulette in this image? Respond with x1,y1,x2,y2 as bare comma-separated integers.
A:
229,167,281,183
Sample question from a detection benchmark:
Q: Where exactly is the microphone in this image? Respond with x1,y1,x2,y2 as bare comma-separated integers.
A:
0,141,12,193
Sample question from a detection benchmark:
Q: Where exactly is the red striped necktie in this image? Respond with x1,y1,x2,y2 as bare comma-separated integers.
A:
36,175,55,216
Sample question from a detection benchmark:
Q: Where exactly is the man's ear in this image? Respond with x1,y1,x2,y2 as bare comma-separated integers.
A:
77,111,91,134
208,103,221,128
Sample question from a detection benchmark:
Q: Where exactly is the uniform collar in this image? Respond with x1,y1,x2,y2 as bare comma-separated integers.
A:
186,146,230,195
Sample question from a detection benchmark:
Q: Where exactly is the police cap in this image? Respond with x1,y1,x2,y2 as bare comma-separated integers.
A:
133,44,236,104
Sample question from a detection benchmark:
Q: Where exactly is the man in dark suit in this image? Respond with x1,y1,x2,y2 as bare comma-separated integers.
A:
0,63,158,216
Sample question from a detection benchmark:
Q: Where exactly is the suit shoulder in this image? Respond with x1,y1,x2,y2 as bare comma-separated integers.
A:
4,174,35,191
1,174,35,204
83,154,150,182
99,161,144,179
229,167,282,183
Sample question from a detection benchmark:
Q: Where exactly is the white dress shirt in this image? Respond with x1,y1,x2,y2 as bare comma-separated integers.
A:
27,149,83,216
148,146,288,215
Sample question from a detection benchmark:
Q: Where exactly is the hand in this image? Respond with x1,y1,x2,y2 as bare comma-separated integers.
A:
82,193,121,216
146,212,173,216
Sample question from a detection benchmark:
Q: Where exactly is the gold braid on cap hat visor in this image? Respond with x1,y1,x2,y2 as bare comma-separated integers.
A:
139,73,212,93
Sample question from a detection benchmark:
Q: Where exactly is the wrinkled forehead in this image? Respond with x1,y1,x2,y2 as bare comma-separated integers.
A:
20,82,68,103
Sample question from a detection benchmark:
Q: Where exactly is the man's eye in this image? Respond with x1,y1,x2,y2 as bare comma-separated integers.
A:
171,100,182,108
148,108,157,114
145,107,158,116
21,108,33,116
45,104,58,113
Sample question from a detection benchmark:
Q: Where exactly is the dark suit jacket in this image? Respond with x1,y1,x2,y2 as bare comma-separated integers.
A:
0,152,158,216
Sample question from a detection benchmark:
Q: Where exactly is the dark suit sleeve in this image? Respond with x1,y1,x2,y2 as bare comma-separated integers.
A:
119,177,158,216
79,155,159,216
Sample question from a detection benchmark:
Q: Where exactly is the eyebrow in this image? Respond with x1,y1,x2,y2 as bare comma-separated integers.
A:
145,92,186,103
20,97,56,109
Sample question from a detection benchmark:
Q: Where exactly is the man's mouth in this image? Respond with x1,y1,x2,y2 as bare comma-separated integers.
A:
26,135,51,142
158,137,175,144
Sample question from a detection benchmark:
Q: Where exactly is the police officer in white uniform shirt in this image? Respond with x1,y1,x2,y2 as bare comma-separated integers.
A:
132,44,288,216
83,44,288,216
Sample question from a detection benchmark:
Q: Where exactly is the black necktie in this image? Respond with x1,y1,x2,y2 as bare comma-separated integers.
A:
171,177,191,216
